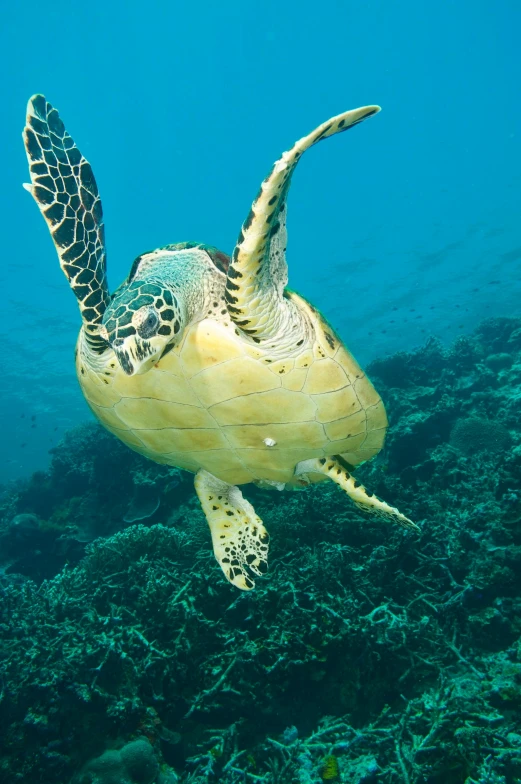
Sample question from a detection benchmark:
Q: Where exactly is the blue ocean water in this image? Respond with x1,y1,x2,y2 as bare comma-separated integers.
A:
1,0,519,486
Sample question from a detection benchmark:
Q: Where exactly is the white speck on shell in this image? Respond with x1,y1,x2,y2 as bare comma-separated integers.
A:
263,437,277,447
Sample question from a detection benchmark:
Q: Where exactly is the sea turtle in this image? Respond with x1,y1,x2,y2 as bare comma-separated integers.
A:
23,94,418,590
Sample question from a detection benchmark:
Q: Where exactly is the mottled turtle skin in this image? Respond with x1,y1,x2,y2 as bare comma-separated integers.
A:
24,94,416,591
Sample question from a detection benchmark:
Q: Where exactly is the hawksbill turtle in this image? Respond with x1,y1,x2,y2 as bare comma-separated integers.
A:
23,94,418,590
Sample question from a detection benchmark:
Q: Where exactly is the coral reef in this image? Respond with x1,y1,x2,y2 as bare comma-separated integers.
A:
0,317,521,783
0,424,185,582
450,416,511,456
76,738,161,784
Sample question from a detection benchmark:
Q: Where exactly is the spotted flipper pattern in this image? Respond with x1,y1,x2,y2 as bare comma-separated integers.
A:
226,106,381,340
295,457,419,532
195,470,270,590
23,95,110,341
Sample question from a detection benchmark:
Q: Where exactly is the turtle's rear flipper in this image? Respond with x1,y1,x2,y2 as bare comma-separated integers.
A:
295,458,419,532
195,470,270,590
23,95,109,339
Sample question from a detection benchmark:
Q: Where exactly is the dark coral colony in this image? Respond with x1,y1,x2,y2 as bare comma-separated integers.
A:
2,317,521,783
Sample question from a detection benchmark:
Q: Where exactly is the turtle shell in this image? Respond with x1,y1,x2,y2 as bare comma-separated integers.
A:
77,291,387,487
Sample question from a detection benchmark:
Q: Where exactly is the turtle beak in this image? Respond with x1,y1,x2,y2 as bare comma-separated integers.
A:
113,346,135,376
112,336,163,376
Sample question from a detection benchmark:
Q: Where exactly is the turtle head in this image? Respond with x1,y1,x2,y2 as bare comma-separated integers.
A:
100,280,185,376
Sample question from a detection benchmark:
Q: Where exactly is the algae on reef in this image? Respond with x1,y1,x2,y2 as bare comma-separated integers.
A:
1,318,521,783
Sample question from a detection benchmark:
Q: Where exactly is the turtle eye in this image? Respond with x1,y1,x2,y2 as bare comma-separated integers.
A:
135,308,159,338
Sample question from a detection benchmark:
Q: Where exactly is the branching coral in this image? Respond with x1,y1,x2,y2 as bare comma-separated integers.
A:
1,317,521,783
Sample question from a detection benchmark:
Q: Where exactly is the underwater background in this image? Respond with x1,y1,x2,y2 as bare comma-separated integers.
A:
1,1,521,782
1,0,520,484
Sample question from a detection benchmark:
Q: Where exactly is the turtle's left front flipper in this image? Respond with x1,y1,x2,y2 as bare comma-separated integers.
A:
295,457,419,532
195,470,270,590
225,106,380,341
23,95,109,341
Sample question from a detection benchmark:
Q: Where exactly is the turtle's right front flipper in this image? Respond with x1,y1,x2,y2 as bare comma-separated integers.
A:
23,95,109,342
225,105,380,342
